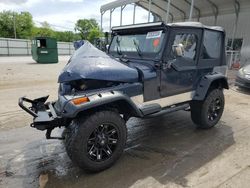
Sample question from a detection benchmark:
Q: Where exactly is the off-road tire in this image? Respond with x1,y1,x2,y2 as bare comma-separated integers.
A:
191,89,224,129
64,111,127,172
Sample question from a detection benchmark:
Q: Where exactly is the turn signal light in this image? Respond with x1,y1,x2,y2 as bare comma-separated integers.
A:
72,97,89,105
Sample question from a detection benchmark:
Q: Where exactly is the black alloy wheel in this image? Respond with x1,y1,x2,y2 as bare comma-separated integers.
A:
64,111,127,172
191,89,225,129
87,123,119,162
207,97,222,122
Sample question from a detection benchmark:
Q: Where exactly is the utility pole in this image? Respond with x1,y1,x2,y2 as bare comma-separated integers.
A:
13,12,17,39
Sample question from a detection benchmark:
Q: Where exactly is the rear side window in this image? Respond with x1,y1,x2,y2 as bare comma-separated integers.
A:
202,30,222,59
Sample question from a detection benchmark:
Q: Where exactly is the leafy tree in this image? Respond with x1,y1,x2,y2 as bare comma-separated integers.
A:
87,28,102,42
0,11,33,39
32,26,81,42
75,18,102,43
16,12,33,38
0,11,15,38
0,11,100,43
31,21,55,37
54,31,78,42
40,21,50,28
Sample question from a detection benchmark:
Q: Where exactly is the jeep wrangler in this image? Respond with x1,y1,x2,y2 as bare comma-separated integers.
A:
19,22,228,172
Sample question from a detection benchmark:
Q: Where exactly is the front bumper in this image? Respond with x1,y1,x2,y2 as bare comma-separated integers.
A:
18,96,63,131
235,76,250,89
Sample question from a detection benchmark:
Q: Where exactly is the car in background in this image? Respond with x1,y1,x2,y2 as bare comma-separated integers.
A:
73,40,84,50
235,64,250,89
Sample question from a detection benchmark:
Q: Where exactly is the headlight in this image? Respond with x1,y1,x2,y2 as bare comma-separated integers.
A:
79,83,87,90
238,68,244,75
239,68,250,80
245,74,250,80
60,83,71,94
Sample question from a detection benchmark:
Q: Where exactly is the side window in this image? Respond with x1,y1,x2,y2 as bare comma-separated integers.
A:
202,30,222,59
172,33,197,60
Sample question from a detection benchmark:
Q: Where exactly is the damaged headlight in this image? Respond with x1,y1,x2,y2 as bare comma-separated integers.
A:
79,83,87,90
59,83,72,94
63,79,122,94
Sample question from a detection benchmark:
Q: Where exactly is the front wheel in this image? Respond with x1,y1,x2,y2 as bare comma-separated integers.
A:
191,89,225,129
65,110,127,172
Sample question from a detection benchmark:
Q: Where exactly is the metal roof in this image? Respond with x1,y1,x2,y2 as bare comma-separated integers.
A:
100,0,250,22
111,21,224,32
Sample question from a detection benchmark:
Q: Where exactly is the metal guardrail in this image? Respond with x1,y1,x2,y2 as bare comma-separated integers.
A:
0,38,75,56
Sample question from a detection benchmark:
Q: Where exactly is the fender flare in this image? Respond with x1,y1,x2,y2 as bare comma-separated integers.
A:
193,73,229,101
62,91,143,118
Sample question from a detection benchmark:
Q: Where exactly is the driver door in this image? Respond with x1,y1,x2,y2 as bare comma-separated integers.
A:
160,28,202,98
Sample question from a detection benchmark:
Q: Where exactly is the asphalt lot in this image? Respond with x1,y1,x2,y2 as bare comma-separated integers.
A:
0,56,250,188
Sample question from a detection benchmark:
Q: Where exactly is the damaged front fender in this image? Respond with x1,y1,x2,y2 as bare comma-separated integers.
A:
61,91,143,118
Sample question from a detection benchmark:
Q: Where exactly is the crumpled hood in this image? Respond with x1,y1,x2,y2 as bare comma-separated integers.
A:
58,41,139,83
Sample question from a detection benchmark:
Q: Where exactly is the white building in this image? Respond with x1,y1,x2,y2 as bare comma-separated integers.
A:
100,0,250,66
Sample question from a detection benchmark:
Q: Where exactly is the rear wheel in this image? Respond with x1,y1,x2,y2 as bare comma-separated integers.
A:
191,89,224,129
65,110,127,172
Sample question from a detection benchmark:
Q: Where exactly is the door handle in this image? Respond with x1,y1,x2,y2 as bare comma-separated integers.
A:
163,60,174,70
188,72,194,81
154,63,161,69
166,61,173,69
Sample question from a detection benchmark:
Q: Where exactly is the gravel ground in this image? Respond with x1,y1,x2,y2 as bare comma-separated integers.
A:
0,56,69,131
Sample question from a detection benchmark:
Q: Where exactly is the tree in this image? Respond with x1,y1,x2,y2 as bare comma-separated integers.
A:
75,18,102,43
40,21,50,28
87,28,102,43
0,11,33,39
31,22,54,37
0,10,98,43
16,12,33,38
0,11,14,38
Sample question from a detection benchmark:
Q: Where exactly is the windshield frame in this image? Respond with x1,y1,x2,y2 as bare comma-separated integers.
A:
108,26,167,61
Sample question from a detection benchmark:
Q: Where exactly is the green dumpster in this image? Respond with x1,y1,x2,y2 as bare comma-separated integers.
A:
31,37,58,63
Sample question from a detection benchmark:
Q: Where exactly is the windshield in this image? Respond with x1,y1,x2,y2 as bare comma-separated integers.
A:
109,30,165,58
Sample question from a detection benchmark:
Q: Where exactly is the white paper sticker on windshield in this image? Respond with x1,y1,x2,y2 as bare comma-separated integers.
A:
146,30,162,39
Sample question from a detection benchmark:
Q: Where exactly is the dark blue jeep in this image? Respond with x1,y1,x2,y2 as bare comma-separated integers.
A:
19,22,229,172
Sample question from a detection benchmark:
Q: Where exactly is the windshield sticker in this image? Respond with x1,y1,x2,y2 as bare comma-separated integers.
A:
153,38,160,47
146,30,162,39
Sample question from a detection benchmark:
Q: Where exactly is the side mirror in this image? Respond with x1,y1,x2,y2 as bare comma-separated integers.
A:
172,43,184,57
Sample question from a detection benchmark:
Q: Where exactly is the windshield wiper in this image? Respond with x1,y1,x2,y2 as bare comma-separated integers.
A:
133,39,142,57
116,37,123,56
119,56,130,64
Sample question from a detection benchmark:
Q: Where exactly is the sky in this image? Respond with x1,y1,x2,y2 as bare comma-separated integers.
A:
0,0,150,32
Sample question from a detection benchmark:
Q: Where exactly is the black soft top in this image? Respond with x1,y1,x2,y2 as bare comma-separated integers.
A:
112,21,224,33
